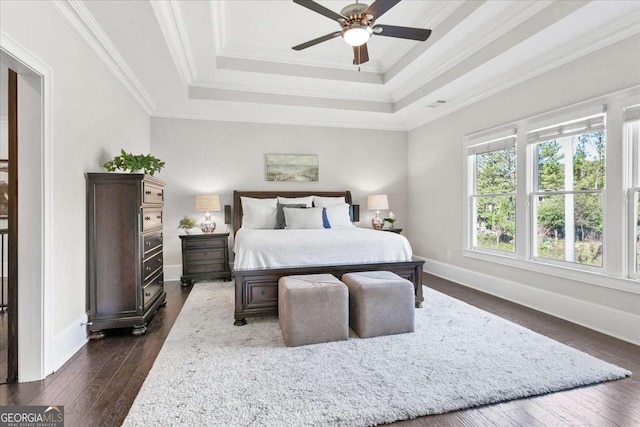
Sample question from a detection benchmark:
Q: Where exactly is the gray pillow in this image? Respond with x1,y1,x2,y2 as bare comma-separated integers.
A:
275,203,306,229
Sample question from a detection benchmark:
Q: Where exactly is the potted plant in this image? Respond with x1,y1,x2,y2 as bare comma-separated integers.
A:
384,211,397,229
178,216,198,234
103,149,166,176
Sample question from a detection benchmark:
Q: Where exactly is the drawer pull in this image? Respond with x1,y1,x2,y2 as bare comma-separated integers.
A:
145,241,151,247
157,258,162,263
156,215,162,219
157,192,162,197
261,290,267,296
145,266,152,272
144,216,151,221
145,190,151,195
145,291,151,297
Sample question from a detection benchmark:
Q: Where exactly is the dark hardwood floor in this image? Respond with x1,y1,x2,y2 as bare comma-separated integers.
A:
0,274,638,427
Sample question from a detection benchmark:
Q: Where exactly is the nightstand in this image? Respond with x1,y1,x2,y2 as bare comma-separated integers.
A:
382,228,403,234
179,233,231,285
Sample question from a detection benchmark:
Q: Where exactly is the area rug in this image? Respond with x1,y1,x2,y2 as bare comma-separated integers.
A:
123,281,630,427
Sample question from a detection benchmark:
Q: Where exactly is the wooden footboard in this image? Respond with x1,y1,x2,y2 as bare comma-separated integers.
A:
233,259,425,325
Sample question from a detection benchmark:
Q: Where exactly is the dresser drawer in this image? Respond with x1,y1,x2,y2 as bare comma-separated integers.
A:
143,232,163,254
143,250,163,279
142,208,163,231
143,182,164,205
144,273,163,308
184,261,225,274
186,248,225,262
183,236,226,248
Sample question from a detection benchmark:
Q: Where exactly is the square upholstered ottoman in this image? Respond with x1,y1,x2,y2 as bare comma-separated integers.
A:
341,271,415,338
278,274,349,347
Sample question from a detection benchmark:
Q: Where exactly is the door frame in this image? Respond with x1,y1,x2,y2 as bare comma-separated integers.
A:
1,32,54,382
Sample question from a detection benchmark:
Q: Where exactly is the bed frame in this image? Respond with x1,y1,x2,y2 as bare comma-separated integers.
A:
232,190,425,326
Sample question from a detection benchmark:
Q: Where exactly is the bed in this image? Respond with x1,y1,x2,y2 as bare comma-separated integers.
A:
232,190,425,325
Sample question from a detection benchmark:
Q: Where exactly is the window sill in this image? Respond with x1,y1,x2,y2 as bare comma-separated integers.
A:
463,248,640,295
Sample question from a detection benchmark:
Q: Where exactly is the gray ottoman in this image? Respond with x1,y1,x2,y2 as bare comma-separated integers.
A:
278,274,349,347
341,271,415,338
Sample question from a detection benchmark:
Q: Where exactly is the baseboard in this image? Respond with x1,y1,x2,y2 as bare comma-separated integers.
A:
165,264,181,282
51,312,89,372
417,256,640,346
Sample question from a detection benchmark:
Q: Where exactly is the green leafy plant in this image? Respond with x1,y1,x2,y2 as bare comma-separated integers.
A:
384,218,396,228
103,149,166,176
178,216,197,230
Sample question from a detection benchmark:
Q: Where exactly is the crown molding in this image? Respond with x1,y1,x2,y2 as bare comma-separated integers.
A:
151,110,407,132
406,15,640,131
149,0,195,86
51,0,156,114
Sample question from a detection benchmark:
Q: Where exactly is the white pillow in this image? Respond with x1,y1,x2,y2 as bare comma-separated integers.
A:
242,203,277,229
324,203,354,228
278,195,313,207
313,195,346,208
284,207,324,229
241,196,277,210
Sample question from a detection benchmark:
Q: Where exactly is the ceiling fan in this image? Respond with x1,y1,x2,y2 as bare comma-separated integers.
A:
291,0,432,67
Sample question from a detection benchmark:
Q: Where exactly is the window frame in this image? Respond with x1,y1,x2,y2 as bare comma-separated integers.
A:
624,106,640,279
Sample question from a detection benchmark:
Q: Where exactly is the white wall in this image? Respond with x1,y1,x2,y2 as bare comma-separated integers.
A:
408,35,640,344
151,118,408,279
1,0,151,379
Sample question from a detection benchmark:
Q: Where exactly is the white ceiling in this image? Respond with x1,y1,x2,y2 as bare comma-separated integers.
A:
65,0,640,130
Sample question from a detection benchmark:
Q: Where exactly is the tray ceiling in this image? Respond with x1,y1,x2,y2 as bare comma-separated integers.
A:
70,0,640,130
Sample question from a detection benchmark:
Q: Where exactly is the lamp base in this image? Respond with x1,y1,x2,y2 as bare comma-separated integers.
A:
371,216,384,230
200,212,217,234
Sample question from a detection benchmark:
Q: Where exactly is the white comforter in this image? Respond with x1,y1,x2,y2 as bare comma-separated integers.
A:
233,227,413,270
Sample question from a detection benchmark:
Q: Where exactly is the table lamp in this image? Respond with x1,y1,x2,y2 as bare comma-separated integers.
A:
367,194,388,230
195,194,221,234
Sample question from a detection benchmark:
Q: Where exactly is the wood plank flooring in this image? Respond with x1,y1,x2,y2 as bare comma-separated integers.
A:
0,274,638,427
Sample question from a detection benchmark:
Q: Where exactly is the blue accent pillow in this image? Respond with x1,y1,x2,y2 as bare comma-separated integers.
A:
322,207,331,228
275,203,306,229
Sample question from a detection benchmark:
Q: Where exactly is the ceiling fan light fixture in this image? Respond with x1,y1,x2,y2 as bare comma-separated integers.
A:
342,25,372,46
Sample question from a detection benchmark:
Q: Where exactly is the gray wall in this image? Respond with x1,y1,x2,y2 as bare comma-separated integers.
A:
151,118,408,278
408,34,640,343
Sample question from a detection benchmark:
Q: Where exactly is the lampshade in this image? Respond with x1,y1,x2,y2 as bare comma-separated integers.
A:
367,194,389,210
195,194,221,212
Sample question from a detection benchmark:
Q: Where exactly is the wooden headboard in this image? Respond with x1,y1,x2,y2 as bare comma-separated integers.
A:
233,190,353,235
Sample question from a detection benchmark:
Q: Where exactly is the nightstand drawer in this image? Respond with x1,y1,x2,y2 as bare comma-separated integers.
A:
186,248,225,261
142,208,163,231
184,261,225,274
143,183,164,204
144,273,163,308
143,231,163,254
184,237,226,248
143,250,163,279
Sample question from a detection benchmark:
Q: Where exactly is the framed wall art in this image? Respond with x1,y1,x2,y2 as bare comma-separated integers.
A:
265,154,319,182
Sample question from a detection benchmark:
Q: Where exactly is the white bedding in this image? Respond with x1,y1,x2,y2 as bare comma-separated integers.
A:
233,227,413,270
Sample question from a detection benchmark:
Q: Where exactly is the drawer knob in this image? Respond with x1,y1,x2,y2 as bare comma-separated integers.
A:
145,241,151,247
261,290,267,296
145,266,151,272
145,190,151,195
157,192,162,197
157,258,162,263
145,291,151,297
156,215,162,219
144,216,151,221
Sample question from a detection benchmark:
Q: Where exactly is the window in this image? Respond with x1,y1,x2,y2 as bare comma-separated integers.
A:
529,115,605,267
468,136,516,253
625,104,640,278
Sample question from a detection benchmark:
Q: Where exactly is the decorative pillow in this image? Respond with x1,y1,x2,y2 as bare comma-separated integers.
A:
275,203,306,229
241,196,277,210
324,203,354,228
242,203,277,229
313,195,346,208
278,196,313,207
284,207,324,229
322,208,331,228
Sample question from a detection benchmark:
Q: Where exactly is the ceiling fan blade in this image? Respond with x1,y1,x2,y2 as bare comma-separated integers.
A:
292,32,342,50
373,24,431,41
362,0,401,20
293,0,347,22
353,44,369,65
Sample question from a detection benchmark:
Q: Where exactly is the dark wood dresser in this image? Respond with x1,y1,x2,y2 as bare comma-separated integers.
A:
86,173,166,339
179,233,231,285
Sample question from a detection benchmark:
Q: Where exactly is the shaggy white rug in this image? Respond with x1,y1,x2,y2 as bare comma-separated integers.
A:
123,281,630,427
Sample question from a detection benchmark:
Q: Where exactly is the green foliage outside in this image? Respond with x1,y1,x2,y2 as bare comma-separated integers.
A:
474,130,605,267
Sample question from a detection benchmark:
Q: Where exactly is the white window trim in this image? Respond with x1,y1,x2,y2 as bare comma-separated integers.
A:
462,85,640,292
